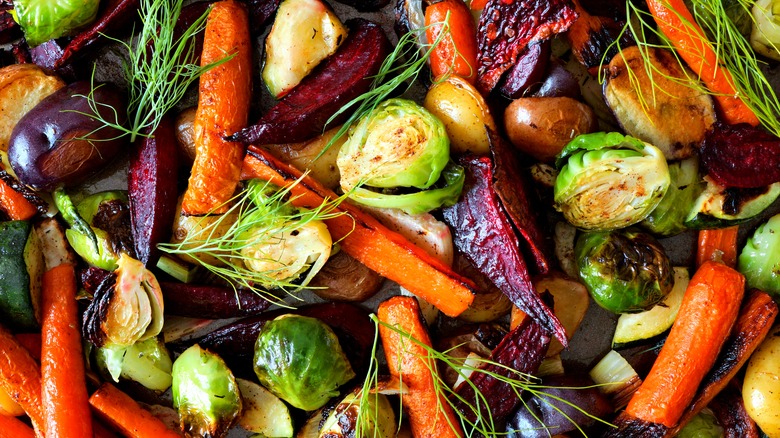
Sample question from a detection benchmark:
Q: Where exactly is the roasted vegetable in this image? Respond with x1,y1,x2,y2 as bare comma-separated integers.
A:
603,46,717,160
743,325,780,436
96,337,173,392
497,41,550,99
740,214,780,297
641,158,700,236
160,282,270,319
0,220,41,329
253,315,355,411
0,65,64,152
236,378,294,437
12,0,100,47
701,122,780,189
685,178,780,229
425,0,478,82
565,0,631,73
319,390,396,437
62,191,131,271
8,81,128,191
262,0,347,98
554,132,670,231
308,250,384,302
172,344,241,438
576,229,674,314
751,0,780,60
265,126,346,190
677,409,723,438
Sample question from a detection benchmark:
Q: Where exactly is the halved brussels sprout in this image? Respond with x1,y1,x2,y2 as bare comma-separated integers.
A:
96,337,173,392
641,157,701,236
172,345,241,438
12,0,100,47
338,98,449,192
739,213,780,297
576,229,674,314
319,390,396,438
677,409,723,438
554,132,670,231
253,314,355,411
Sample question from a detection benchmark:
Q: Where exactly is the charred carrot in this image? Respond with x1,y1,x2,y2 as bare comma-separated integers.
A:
378,296,462,437
13,334,40,361
670,290,778,435
40,264,92,438
0,178,37,220
181,0,252,215
425,0,478,82
625,261,744,428
89,383,182,438
241,146,475,317
646,0,759,126
697,226,739,268
0,326,44,435
0,414,35,438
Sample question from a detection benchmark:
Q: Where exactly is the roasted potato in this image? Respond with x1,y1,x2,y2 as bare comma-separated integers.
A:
603,46,717,160
743,326,780,436
175,106,197,163
308,250,384,302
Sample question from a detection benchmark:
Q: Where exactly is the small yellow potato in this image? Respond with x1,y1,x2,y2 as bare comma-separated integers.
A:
423,75,496,155
504,96,597,163
744,326,780,437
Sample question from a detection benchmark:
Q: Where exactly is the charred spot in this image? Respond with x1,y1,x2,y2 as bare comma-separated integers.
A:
722,186,770,216
93,199,136,258
81,272,118,347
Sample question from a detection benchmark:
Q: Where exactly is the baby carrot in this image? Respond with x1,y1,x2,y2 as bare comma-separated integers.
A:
625,261,744,427
0,413,35,438
425,0,478,82
90,383,181,438
646,0,759,126
0,178,37,220
40,264,92,438
0,326,44,436
182,0,252,215
378,296,462,438
696,226,739,268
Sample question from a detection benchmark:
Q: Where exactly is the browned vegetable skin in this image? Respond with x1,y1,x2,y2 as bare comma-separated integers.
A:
667,290,778,436
227,19,391,145
708,386,760,438
565,0,632,73
308,250,384,302
451,317,551,423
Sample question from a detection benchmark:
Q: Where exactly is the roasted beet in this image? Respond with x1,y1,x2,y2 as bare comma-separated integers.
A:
333,0,390,12
245,0,283,29
8,81,129,191
535,60,581,98
227,19,391,144
498,40,550,99
160,283,271,319
475,0,576,94
129,116,179,267
700,122,780,188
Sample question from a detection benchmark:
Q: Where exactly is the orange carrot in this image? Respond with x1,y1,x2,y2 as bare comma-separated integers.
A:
468,0,488,11
241,146,475,317
40,264,92,438
378,296,462,437
646,0,759,126
425,0,479,82
182,0,252,215
0,178,37,220
89,383,182,438
625,261,744,428
696,226,739,268
0,413,35,438
0,326,44,435
13,333,40,361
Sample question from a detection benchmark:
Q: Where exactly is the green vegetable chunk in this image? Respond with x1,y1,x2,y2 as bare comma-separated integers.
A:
641,158,701,236
554,132,670,231
576,229,674,314
739,213,780,297
12,0,100,47
752,0,780,61
677,409,724,438
254,314,355,411
0,220,37,329
172,345,241,438
96,337,173,392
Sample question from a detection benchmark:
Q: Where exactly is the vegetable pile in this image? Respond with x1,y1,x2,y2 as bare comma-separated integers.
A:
2,0,780,437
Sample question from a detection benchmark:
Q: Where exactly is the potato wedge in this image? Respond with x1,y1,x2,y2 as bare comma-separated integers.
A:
604,46,716,160
0,64,65,152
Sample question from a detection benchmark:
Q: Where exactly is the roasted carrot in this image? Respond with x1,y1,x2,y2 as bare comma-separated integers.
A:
425,0,478,82
40,264,92,438
0,178,37,220
89,383,182,438
625,261,744,428
181,0,252,215
0,413,35,438
646,0,759,126
468,0,488,11
0,326,44,435
697,226,739,268
13,333,41,361
378,296,462,438
241,146,475,317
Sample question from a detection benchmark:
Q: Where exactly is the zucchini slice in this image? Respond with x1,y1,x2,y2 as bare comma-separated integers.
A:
612,267,689,347
685,178,780,229
0,220,40,329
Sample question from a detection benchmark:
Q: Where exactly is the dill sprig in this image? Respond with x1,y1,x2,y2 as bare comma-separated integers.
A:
157,178,347,305
601,0,780,137
354,315,612,437
86,0,233,142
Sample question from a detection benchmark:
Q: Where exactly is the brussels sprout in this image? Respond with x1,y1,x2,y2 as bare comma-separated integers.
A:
739,213,780,297
172,345,241,438
348,162,465,214
319,390,396,438
752,0,780,61
12,0,100,47
677,409,724,438
337,98,449,192
641,157,701,236
254,314,355,411
96,337,173,392
554,132,670,231
576,229,674,314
